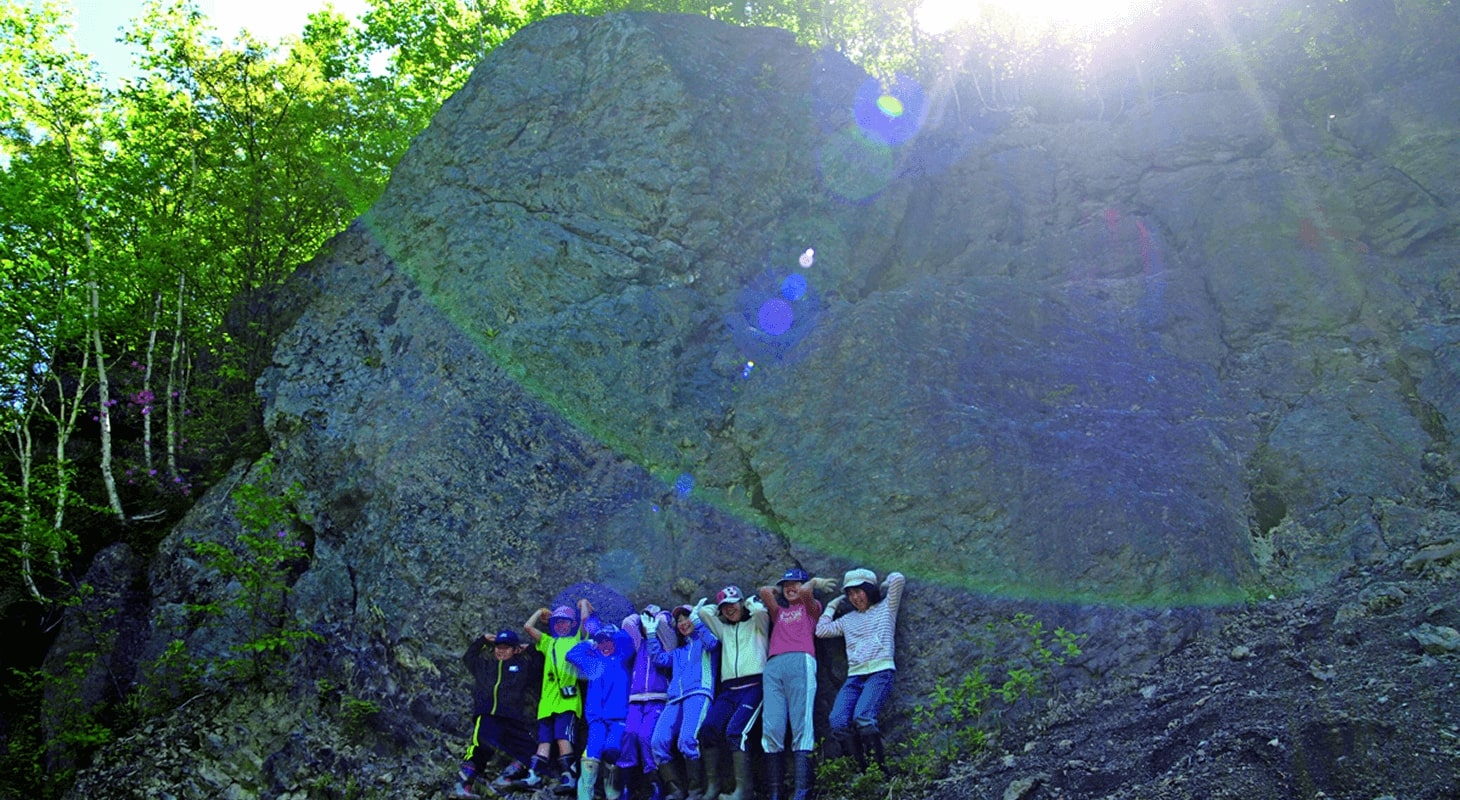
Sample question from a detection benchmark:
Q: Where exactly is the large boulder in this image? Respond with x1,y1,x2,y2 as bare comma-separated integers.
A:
62,12,1457,799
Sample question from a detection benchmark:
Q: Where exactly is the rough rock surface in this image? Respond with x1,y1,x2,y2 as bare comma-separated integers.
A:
55,10,1459,799
933,536,1460,800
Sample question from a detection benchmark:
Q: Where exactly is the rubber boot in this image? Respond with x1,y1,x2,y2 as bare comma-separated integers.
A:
578,758,600,800
657,759,687,800
700,747,722,800
832,728,864,771
685,756,706,800
604,763,622,800
718,750,753,800
860,729,887,775
765,751,784,800
790,750,812,800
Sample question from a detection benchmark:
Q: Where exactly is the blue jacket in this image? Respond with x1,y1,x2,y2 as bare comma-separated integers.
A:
567,616,634,721
647,618,719,703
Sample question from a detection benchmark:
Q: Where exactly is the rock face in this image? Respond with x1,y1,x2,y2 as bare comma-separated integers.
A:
59,11,1458,799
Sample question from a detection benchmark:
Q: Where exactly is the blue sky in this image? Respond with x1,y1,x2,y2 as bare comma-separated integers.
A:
70,0,370,83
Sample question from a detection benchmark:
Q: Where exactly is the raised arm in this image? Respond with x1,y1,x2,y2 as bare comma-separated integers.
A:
523,606,549,643
691,616,719,651
643,613,672,668
883,572,907,619
695,598,723,635
757,585,778,608
816,596,845,638
745,596,770,636
565,638,597,672
620,613,645,651
463,633,489,666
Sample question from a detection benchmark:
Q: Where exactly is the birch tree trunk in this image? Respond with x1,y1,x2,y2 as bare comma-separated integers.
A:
142,291,162,473
89,274,125,523
167,273,185,479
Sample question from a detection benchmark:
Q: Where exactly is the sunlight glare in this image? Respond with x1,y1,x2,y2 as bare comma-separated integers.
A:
917,0,1149,35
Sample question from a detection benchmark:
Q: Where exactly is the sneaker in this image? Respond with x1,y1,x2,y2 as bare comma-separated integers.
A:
451,781,483,799
494,764,529,789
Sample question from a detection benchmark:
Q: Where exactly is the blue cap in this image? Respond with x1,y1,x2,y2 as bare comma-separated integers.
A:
494,629,521,646
592,623,620,642
778,567,810,585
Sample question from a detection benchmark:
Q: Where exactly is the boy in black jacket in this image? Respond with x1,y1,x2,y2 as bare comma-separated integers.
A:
453,628,544,798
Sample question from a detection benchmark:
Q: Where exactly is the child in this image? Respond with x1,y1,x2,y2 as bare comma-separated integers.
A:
695,586,768,800
523,604,588,792
757,567,835,800
815,569,906,773
647,605,719,800
617,604,674,800
452,628,542,799
567,598,635,800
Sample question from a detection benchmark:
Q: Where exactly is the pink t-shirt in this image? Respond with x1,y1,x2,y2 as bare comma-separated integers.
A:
767,595,822,658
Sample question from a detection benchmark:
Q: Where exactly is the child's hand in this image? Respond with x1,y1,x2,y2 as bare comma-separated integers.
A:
811,577,838,593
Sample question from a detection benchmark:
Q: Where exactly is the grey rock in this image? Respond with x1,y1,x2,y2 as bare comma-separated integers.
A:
56,11,1460,799
1408,623,1460,654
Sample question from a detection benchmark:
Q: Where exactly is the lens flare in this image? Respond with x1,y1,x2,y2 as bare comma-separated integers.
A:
781,273,808,301
597,549,645,598
854,75,926,146
551,581,634,628
818,125,895,202
757,297,795,336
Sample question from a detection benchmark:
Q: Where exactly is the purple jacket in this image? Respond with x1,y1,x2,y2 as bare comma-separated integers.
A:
622,610,673,703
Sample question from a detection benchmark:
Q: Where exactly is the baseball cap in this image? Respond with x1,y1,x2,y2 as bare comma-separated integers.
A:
493,629,521,646
778,567,811,585
716,585,744,607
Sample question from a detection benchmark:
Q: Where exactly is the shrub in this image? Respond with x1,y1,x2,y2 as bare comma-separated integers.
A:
817,613,1085,798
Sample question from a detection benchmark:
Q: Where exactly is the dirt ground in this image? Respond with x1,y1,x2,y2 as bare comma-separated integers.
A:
924,551,1460,800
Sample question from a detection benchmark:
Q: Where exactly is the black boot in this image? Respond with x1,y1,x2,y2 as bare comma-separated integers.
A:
790,750,812,800
859,729,887,775
700,747,723,800
722,750,753,800
766,751,784,800
684,756,705,800
832,728,864,771
657,759,687,800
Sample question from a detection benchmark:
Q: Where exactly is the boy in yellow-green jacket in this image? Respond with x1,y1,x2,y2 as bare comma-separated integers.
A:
523,604,587,793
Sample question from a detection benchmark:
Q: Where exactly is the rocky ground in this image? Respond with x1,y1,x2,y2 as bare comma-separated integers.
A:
61,539,1458,800
927,542,1460,800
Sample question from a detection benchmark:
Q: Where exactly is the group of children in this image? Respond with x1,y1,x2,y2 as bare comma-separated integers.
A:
451,565,906,800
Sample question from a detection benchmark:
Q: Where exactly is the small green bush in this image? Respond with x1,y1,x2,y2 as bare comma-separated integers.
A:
340,696,382,740
900,614,1084,782
183,454,322,686
817,613,1086,799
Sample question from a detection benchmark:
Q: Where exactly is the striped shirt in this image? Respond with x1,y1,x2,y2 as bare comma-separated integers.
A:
815,572,905,676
